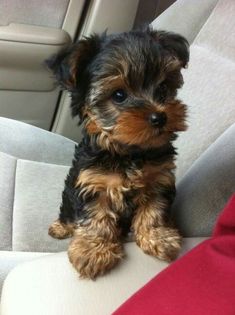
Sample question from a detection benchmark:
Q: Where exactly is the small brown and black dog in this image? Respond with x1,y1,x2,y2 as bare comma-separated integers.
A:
47,27,189,279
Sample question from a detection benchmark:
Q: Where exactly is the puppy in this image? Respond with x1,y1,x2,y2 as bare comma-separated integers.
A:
47,28,189,279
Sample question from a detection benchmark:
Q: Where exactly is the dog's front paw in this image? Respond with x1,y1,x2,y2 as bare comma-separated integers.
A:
68,234,124,279
48,220,75,239
136,226,182,262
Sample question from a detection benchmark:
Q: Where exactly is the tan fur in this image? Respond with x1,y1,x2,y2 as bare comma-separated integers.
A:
142,161,175,190
76,160,175,209
132,200,182,262
48,220,76,239
68,194,124,279
68,233,124,279
85,119,101,135
75,168,129,211
84,98,187,153
113,107,157,147
112,100,186,149
164,100,187,132
76,169,124,192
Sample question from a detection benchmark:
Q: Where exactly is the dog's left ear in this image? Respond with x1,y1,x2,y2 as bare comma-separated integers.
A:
46,34,102,119
150,30,189,68
46,34,101,91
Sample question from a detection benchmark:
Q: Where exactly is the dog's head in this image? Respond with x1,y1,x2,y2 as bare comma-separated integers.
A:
47,28,189,151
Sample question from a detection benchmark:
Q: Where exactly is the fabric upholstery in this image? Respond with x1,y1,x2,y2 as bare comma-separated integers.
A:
0,117,75,166
0,118,75,253
0,238,207,315
172,123,235,237
193,0,235,61
151,0,219,44
12,160,70,252
0,153,16,251
174,0,235,179
175,45,235,179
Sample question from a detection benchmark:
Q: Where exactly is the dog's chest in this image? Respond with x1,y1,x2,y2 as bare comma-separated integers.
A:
76,159,174,212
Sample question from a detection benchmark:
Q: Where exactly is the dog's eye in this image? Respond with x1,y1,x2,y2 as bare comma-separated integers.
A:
111,89,128,104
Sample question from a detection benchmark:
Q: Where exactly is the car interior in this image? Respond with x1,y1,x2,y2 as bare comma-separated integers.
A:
0,0,235,314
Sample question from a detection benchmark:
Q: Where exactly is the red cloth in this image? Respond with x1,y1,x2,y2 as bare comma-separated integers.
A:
113,195,235,315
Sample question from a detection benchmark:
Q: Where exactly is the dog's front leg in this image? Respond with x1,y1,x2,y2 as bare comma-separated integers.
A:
132,195,182,262
68,194,124,279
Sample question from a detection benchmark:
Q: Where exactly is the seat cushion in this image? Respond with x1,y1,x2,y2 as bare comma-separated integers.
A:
172,123,235,237
0,117,76,166
193,0,235,61
152,0,219,44
0,117,76,252
12,159,71,252
0,251,50,296
0,238,207,315
174,0,235,179
0,153,16,250
176,45,235,179
0,152,71,252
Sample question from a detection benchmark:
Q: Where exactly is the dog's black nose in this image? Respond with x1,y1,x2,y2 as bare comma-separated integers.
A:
149,112,167,127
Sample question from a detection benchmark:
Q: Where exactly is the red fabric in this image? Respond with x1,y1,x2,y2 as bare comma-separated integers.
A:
113,194,235,315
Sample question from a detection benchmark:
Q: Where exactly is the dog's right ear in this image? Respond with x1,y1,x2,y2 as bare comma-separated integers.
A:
46,34,101,91
149,29,189,69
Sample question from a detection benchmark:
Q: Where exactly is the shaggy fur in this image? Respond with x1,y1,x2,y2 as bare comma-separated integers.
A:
47,28,189,279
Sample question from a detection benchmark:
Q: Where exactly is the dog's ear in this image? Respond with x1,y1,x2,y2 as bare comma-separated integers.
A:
46,34,101,91
150,30,189,68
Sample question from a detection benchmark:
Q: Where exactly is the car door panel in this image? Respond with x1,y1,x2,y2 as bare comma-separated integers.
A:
0,0,85,129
